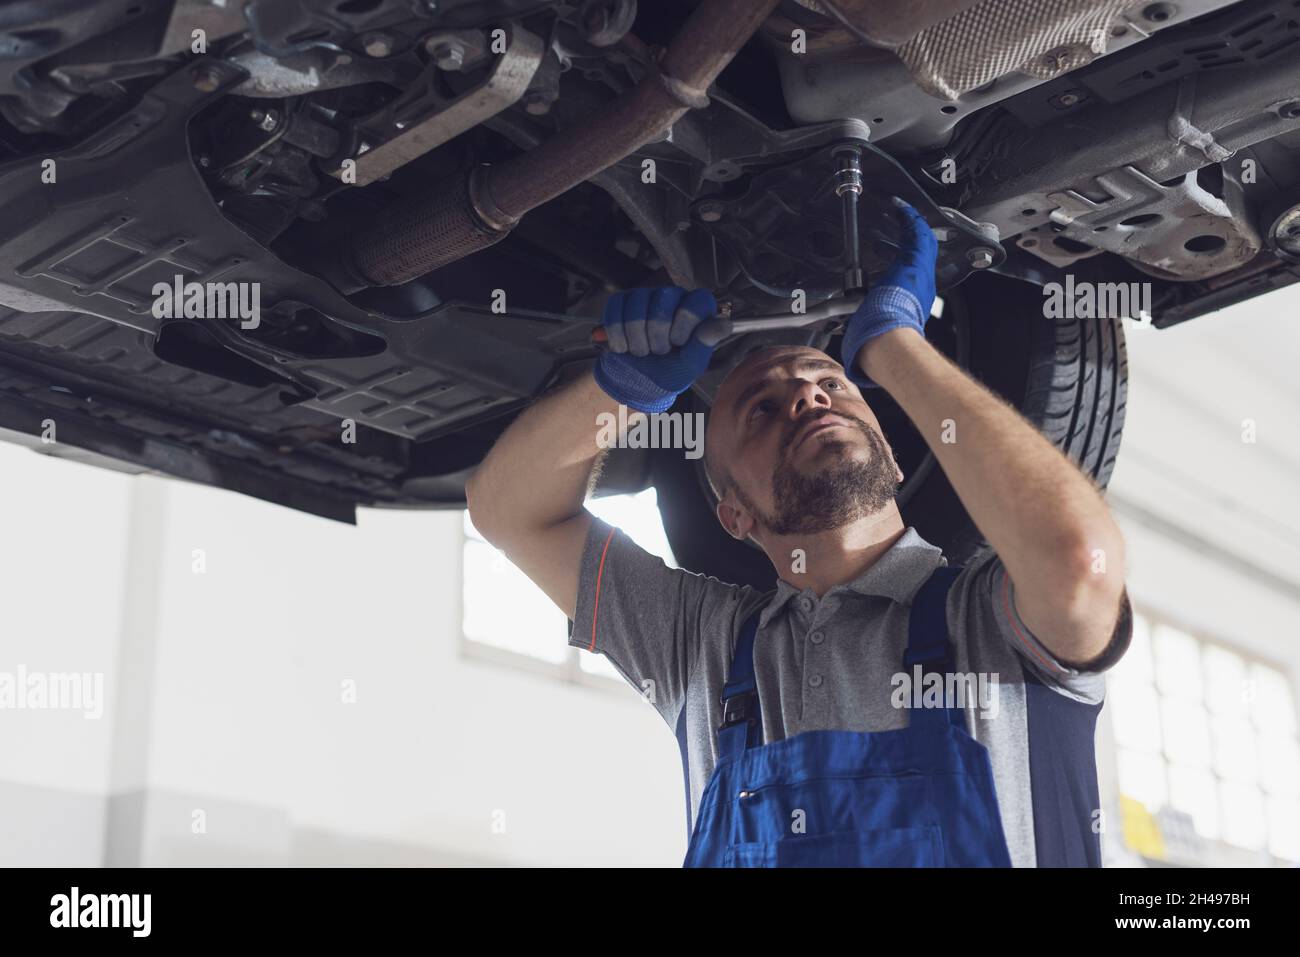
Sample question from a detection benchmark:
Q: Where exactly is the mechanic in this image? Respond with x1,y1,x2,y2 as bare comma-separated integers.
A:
466,198,1133,868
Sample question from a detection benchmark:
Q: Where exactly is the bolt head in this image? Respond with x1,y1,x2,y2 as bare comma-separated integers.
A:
1142,3,1176,23
967,247,996,269
430,40,466,70
363,33,394,58
696,203,724,223
192,66,222,93
523,92,552,115
250,109,278,132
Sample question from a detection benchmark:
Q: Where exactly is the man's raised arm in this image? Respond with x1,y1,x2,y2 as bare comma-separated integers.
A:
465,373,617,620
842,199,1128,669
465,288,728,620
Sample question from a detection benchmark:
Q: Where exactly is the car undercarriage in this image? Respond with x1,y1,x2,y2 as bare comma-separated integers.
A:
0,0,1296,576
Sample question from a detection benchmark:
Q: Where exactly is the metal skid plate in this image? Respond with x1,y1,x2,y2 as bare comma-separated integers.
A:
1045,165,1261,280
692,139,1003,299
0,56,593,445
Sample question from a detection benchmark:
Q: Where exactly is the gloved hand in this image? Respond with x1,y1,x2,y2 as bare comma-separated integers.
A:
841,197,939,389
594,286,730,413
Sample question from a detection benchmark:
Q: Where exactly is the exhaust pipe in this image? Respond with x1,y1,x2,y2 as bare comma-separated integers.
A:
342,0,784,289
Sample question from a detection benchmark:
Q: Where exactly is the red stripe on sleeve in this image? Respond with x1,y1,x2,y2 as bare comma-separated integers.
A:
588,526,618,652
1000,569,1063,674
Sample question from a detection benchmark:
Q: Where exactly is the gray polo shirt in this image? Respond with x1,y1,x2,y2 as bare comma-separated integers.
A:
569,515,1133,868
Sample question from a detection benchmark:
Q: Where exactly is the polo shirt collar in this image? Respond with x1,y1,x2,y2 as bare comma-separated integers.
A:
758,526,947,628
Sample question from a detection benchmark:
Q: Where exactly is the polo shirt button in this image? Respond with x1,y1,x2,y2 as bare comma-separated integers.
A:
810,631,825,644
809,674,823,688
800,597,814,612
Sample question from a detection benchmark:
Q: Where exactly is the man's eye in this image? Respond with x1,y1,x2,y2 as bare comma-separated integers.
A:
821,378,844,390
751,399,774,419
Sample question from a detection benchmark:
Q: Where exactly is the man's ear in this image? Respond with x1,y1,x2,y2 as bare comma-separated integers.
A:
716,492,756,542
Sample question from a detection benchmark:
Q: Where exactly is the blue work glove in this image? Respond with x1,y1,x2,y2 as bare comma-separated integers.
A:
594,286,730,413
841,197,939,389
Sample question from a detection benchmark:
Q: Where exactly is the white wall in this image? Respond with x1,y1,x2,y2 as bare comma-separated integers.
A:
1108,284,1300,698
136,488,687,866
0,446,131,864
1101,284,1300,865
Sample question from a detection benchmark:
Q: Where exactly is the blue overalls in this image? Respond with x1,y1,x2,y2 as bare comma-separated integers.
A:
681,565,1013,867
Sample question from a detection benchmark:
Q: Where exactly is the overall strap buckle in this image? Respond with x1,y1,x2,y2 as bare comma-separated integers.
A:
715,607,766,760
719,688,757,730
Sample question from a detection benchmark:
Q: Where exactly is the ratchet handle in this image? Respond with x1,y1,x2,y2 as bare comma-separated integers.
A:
589,298,862,348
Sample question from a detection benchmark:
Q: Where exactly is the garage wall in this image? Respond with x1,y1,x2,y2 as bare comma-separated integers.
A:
113,483,682,866
1102,286,1300,865
1108,287,1300,696
0,458,689,867
0,446,131,865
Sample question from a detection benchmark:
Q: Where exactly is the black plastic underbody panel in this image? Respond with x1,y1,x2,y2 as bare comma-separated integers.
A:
0,56,603,519
0,54,601,440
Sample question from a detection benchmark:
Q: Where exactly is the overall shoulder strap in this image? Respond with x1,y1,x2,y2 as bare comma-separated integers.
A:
716,606,764,762
675,600,766,839
903,563,965,732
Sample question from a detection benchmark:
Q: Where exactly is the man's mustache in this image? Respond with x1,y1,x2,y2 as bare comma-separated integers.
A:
782,408,873,449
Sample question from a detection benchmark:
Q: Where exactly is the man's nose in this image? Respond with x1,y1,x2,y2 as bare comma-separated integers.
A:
789,379,832,418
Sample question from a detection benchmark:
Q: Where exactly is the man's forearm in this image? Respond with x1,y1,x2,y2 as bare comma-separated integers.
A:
861,328,1126,661
466,371,617,543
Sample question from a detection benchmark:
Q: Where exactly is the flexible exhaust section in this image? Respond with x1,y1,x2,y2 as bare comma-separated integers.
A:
343,0,784,289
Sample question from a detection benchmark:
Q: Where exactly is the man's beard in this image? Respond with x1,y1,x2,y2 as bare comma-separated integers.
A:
750,411,900,536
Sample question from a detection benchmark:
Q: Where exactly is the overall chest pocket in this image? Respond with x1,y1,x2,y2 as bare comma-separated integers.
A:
722,825,944,867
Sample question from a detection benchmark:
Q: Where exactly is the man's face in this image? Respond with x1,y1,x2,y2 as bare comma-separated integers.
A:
707,346,904,539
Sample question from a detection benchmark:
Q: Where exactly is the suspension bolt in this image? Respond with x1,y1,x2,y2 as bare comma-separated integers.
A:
967,247,996,269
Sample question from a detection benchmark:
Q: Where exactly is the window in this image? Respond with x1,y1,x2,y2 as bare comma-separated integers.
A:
460,488,677,686
1110,607,1300,863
